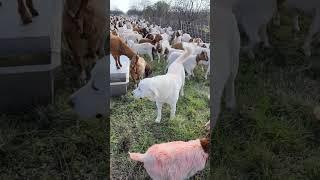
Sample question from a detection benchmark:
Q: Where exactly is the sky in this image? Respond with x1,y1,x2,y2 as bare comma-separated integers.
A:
110,0,157,13
110,0,130,13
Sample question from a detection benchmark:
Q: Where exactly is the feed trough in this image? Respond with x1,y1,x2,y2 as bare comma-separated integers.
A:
0,0,63,113
110,55,130,96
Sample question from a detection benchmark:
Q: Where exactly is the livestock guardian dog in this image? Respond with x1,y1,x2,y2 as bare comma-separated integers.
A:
206,0,241,130
129,138,209,180
132,45,192,123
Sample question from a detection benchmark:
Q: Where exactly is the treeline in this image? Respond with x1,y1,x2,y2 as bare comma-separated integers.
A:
110,9,124,16
127,0,209,22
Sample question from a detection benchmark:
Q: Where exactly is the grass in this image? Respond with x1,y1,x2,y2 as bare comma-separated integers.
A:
110,56,210,179
0,63,108,178
210,9,320,179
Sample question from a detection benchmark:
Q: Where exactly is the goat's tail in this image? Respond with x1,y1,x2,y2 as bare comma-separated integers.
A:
174,44,193,64
129,152,146,162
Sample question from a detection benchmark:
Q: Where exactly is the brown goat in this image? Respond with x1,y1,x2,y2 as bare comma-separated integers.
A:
171,42,184,50
63,0,106,87
138,34,163,45
196,51,209,64
130,55,152,86
145,34,154,40
17,0,39,25
110,34,136,69
111,30,118,36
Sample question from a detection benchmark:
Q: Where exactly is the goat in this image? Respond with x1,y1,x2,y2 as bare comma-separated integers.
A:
110,34,136,69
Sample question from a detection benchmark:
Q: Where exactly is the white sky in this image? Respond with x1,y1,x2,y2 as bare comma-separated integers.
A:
110,0,157,13
110,0,130,13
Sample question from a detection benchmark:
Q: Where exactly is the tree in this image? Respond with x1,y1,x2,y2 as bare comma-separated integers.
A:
127,6,143,16
111,8,124,16
154,1,170,15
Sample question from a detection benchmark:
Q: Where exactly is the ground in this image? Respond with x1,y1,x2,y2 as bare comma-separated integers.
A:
0,89,108,179
110,56,210,179
210,9,320,179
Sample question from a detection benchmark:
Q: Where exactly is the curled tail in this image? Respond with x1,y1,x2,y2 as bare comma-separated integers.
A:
174,44,193,64
129,152,146,162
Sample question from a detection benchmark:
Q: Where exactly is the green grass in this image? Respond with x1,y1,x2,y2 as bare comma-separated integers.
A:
110,55,210,179
0,71,108,178
210,9,320,179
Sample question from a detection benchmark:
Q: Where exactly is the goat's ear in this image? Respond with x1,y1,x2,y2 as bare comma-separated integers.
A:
200,138,209,153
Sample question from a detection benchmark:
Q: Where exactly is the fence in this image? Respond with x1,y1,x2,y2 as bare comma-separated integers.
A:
144,15,210,43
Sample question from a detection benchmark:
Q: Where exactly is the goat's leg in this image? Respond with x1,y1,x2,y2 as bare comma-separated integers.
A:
17,0,32,25
116,57,121,69
242,21,261,59
115,58,119,69
132,78,137,88
148,52,153,62
155,102,163,123
74,0,89,19
118,56,122,67
273,10,281,26
260,24,271,48
169,102,177,119
205,65,210,80
180,75,185,97
211,59,230,129
225,75,237,110
75,0,90,37
302,11,320,57
293,14,300,32
26,0,38,17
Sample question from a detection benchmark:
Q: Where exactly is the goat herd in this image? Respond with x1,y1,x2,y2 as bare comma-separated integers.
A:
110,16,211,179
109,0,319,178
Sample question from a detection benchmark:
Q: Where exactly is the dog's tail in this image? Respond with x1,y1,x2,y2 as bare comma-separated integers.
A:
174,43,193,64
144,63,152,77
129,152,146,162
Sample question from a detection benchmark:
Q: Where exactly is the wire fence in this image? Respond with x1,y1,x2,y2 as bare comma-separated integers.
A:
144,16,210,43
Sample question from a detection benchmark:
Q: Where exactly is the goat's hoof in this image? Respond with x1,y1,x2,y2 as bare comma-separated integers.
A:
22,18,32,25
303,48,311,57
80,33,88,39
30,9,39,17
19,11,33,25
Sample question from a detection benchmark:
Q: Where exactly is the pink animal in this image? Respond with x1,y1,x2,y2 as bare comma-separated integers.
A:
129,138,209,180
